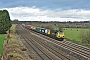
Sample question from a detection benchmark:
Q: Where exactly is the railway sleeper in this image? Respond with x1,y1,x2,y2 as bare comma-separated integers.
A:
40,37,90,60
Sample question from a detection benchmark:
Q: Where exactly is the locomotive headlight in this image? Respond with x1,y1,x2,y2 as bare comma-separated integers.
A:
58,36,60,38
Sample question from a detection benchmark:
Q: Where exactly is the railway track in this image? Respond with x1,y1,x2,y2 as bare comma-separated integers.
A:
62,40,90,52
20,25,90,60
29,33,75,60
30,32,90,60
17,27,50,60
16,25,76,60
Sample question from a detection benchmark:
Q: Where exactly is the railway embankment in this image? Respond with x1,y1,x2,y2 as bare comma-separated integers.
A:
1,24,29,60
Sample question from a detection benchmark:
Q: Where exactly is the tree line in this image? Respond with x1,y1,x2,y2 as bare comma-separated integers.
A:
0,10,12,34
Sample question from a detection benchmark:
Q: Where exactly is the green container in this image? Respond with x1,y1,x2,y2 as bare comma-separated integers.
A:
36,27,41,32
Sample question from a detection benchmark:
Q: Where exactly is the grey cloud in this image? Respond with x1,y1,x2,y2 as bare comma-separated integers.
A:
3,7,90,21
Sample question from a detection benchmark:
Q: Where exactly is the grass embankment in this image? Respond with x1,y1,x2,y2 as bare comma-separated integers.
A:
0,34,5,56
2,24,28,60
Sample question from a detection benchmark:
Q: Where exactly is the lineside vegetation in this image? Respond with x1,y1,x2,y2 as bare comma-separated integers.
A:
2,24,27,60
0,34,5,56
0,10,12,34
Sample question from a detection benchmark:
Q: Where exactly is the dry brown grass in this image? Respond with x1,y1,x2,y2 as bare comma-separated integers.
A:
2,24,28,60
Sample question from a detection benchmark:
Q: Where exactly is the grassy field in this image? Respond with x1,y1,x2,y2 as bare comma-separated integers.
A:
63,28,89,42
0,34,5,56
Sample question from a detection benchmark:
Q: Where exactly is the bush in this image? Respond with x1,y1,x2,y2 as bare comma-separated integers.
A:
81,31,90,44
0,10,12,34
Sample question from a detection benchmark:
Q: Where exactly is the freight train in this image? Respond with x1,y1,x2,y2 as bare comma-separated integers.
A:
22,24,64,41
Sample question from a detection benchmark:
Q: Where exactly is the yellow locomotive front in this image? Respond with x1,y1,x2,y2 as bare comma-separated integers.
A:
56,31,64,40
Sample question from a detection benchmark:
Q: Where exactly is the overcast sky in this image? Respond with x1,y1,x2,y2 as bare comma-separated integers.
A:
0,0,90,21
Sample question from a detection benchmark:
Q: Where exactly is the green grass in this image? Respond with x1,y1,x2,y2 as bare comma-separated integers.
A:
0,34,5,56
63,28,89,42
